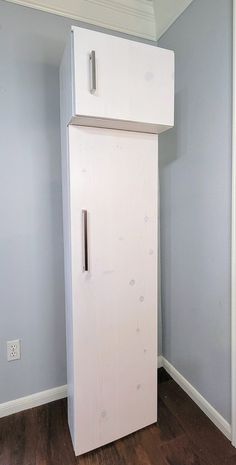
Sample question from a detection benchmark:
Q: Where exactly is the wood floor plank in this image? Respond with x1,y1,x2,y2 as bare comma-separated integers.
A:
0,412,26,465
35,404,50,465
223,455,236,465
0,416,14,465
157,398,184,443
116,434,152,465
135,428,170,465
159,379,235,465
79,441,124,465
160,435,210,465
47,400,76,465
23,409,40,465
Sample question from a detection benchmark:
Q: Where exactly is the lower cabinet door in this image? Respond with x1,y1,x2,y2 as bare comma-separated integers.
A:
69,126,158,455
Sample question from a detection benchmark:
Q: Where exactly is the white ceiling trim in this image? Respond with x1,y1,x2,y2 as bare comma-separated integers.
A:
153,0,194,39
4,0,157,41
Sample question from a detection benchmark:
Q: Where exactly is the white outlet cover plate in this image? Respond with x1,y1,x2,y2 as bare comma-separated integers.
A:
7,339,21,361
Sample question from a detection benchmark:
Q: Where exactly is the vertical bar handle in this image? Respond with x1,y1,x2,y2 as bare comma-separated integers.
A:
89,50,96,94
82,210,88,272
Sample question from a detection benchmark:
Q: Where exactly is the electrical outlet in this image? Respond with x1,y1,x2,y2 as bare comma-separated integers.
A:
7,339,21,361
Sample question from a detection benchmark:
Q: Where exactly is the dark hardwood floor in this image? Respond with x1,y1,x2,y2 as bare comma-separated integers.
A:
0,369,235,465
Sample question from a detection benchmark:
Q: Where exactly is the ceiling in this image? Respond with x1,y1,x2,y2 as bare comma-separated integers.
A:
4,0,194,41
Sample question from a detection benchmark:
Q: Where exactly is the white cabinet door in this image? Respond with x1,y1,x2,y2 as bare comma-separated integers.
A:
72,27,174,133
68,126,158,456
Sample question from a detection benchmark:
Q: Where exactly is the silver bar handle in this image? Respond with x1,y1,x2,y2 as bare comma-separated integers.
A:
89,50,96,94
82,210,88,272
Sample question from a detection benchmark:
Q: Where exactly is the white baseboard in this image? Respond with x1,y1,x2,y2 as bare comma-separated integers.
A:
0,385,67,418
161,357,232,441
158,355,163,368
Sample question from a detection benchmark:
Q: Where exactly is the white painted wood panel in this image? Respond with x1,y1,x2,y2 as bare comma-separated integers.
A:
60,40,76,444
68,126,158,455
72,27,174,132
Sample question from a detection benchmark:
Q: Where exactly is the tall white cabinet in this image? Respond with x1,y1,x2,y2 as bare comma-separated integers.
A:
60,27,174,456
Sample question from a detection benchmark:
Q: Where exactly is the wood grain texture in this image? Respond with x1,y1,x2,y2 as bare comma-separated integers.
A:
65,27,174,130
1,372,236,465
68,126,158,455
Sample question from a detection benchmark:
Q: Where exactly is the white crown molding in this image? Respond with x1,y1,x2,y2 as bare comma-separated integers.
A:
4,0,157,41
153,0,193,40
0,385,67,418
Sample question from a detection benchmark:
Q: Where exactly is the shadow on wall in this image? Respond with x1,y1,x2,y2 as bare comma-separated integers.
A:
158,90,183,360
159,89,188,167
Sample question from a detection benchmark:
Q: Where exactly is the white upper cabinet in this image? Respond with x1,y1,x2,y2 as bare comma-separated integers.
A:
61,27,174,134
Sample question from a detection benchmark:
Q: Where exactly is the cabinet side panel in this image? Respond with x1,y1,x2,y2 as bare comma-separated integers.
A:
60,45,76,448
60,31,75,126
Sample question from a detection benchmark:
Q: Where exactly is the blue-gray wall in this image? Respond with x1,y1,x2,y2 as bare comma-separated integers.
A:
0,0,70,403
159,0,232,422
